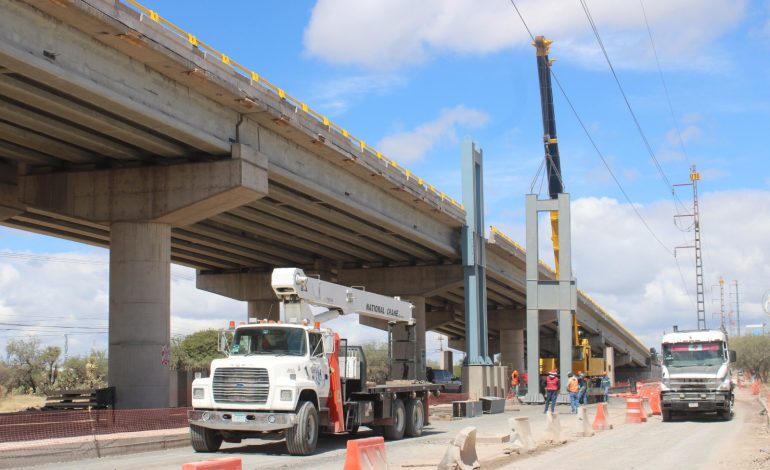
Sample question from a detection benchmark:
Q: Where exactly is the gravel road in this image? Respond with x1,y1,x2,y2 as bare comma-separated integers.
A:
18,387,767,470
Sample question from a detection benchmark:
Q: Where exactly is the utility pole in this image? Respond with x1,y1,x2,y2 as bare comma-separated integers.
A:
674,166,706,330
719,277,725,333
730,281,741,337
64,333,69,362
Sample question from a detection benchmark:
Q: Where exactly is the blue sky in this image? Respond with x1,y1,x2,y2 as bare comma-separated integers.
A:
1,0,769,359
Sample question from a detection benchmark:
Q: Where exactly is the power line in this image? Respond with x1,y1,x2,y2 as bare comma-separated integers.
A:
638,0,692,167
509,0,674,255
577,0,675,198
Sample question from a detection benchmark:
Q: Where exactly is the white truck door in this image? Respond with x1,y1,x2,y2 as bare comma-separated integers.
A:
309,332,330,400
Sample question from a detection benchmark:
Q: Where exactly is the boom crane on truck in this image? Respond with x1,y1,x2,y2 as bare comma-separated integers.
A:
533,37,606,384
188,268,437,456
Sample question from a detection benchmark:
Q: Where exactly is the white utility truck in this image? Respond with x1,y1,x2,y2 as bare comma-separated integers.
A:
660,328,736,421
188,268,438,455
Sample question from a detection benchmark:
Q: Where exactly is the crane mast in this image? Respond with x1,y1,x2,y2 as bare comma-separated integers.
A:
533,37,580,347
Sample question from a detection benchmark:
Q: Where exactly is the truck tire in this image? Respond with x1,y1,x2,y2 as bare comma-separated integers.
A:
720,399,733,421
286,401,318,456
383,399,406,440
405,398,424,437
661,409,672,422
190,424,222,452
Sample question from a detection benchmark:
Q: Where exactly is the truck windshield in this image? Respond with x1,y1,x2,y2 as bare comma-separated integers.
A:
662,341,724,367
230,327,307,357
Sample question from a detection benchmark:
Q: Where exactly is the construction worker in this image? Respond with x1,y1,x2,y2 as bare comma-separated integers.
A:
601,371,611,402
567,372,579,413
522,371,529,395
511,369,520,398
543,369,560,413
577,371,587,405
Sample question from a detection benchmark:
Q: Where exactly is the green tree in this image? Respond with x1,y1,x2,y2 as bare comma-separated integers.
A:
5,338,60,394
732,335,770,382
361,342,389,384
58,350,108,390
171,329,225,370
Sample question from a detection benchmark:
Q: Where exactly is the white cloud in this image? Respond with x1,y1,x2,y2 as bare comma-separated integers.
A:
566,189,770,347
376,106,489,164
303,0,747,71
311,74,406,115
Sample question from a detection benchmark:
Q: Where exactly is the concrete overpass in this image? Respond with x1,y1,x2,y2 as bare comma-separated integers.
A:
0,0,650,407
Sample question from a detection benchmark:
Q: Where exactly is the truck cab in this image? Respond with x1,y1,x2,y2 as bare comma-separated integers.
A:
189,322,335,454
660,329,736,421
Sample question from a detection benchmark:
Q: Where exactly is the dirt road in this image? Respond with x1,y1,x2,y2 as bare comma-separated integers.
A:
15,387,769,469
500,387,768,470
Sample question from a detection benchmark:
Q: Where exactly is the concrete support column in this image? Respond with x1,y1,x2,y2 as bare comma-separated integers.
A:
108,222,171,409
248,300,279,322
525,309,540,401
500,329,525,373
441,351,454,373
558,310,572,393
391,296,426,381
605,346,615,385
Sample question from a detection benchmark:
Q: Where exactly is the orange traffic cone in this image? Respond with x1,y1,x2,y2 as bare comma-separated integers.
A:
592,402,612,430
625,395,647,424
649,392,662,416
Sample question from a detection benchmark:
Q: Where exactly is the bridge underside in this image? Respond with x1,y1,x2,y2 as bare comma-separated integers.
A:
0,0,650,406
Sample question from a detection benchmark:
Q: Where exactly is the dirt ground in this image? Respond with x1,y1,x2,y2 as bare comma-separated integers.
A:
0,395,45,413
724,388,770,470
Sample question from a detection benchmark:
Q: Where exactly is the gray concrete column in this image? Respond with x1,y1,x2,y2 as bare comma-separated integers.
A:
605,346,615,385
108,222,171,409
391,296,426,381
525,309,540,401
441,351,454,373
248,300,279,322
500,329,525,373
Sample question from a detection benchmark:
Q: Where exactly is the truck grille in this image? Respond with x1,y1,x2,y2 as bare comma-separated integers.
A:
669,378,716,390
213,368,269,404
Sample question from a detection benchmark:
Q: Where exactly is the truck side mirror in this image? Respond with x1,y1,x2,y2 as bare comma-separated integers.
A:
218,331,230,354
323,335,336,355
729,350,737,363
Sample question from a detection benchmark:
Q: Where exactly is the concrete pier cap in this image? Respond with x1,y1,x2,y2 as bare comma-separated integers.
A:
20,143,268,408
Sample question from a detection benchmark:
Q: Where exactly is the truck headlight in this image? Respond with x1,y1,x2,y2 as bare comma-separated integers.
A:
717,377,732,391
193,387,205,399
280,390,293,401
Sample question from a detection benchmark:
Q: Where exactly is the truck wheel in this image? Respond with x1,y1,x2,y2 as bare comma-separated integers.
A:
286,401,318,456
720,399,733,421
405,398,424,437
190,424,222,452
661,409,672,422
383,399,406,440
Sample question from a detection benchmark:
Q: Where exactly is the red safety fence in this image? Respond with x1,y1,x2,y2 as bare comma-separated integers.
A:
0,407,190,444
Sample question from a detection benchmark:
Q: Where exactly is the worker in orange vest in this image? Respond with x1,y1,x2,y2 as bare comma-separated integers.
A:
567,372,579,413
511,369,520,398
544,369,560,413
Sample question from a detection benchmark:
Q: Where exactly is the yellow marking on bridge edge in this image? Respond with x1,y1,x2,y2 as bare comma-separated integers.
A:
120,0,463,211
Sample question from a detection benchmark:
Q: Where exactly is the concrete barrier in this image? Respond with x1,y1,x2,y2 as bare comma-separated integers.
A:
508,416,537,453
343,436,387,470
575,406,594,437
182,457,242,470
544,411,565,444
438,426,479,470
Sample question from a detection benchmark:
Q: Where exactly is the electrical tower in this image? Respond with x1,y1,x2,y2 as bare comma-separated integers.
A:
674,166,706,330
